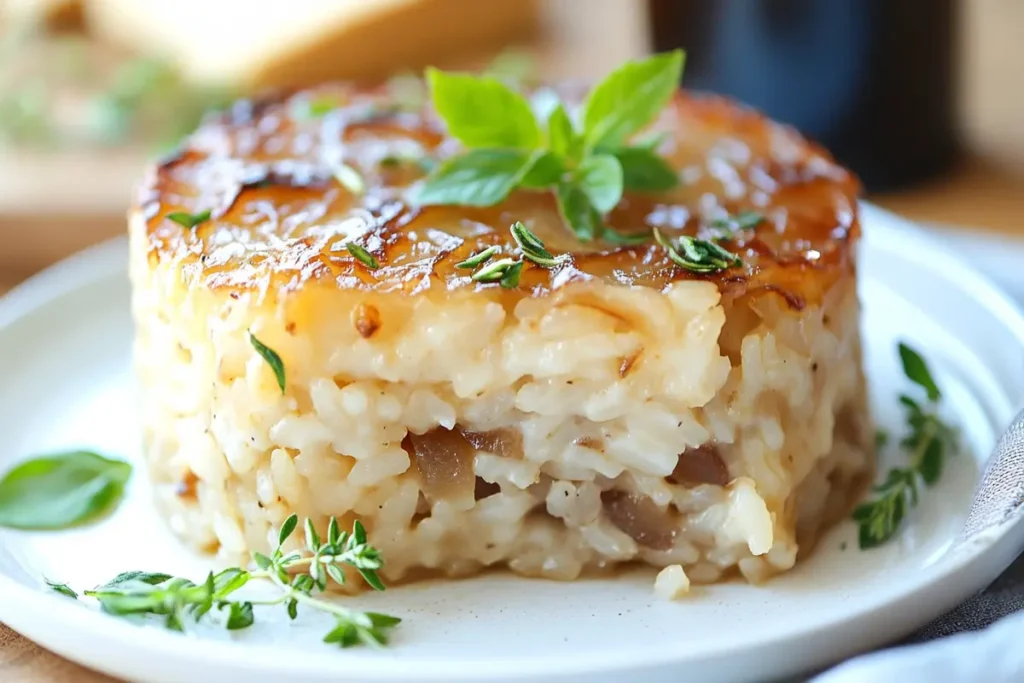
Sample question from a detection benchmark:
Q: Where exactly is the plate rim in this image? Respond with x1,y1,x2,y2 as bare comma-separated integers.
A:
1,202,1024,682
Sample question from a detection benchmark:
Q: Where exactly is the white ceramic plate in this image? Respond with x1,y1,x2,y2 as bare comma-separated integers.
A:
2,203,1024,683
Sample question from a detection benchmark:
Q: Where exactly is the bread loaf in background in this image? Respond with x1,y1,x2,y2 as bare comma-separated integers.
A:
1,0,82,28
82,0,540,89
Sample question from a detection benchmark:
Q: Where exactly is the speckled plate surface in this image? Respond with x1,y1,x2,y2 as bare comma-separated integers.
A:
0,203,1023,683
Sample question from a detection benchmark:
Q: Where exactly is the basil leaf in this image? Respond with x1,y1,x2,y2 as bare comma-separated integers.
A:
0,451,132,530
519,151,565,189
898,342,941,402
416,149,536,206
547,104,580,161
582,50,685,150
576,154,623,213
612,146,678,191
556,184,602,241
426,68,540,149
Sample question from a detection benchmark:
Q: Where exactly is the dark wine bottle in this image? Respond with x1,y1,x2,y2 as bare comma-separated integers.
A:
648,0,959,192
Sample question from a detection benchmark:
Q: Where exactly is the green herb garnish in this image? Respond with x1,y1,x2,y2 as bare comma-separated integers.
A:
166,210,211,229
470,257,519,284
499,261,524,289
709,210,765,235
854,343,958,549
510,221,561,268
0,40,231,151
899,343,941,402
334,163,366,196
416,50,685,241
301,95,341,119
67,515,399,646
0,451,132,530
46,579,78,599
346,242,380,270
653,228,742,274
248,331,286,394
461,223,562,287
455,245,501,269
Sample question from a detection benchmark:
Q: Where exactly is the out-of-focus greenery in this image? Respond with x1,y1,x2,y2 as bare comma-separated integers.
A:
0,27,532,153
0,21,232,151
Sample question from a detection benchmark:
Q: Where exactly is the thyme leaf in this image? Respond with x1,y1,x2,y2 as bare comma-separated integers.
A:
455,245,501,269
346,242,380,270
499,261,524,289
653,228,741,274
470,257,518,283
248,331,286,395
708,210,764,236
166,210,211,229
46,579,77,599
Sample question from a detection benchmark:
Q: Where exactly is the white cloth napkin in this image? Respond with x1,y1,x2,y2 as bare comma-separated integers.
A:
814,608,1024,683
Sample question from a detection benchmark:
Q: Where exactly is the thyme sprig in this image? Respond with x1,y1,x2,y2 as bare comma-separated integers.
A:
58,515,399,648
854,343,959,549
459,222,563,289
653,228,741,274
510,221,562,267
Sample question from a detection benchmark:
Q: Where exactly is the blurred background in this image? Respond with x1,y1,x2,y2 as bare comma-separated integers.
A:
0,0,1022,298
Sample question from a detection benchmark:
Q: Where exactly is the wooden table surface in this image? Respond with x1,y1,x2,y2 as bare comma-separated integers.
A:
2,0,1023,681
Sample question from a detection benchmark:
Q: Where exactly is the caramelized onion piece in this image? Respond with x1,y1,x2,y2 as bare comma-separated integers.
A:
601,491,678,550
459,427,524,460
403,429,476,504
668,445,730,487
474,477,501,500
175,470,199,500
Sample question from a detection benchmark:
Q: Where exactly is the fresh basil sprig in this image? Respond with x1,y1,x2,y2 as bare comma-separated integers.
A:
0,451,132,530
416,50,685,241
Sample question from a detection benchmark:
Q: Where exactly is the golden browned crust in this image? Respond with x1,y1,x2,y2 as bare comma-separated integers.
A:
134,82,861,308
